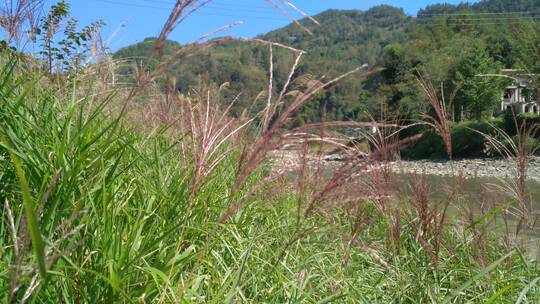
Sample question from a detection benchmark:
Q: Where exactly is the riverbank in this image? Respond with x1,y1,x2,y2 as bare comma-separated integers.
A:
393,157,540,181
269,150,540,181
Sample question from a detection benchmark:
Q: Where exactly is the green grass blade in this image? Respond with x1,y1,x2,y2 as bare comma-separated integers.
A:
316,293,345,304
2,134,47,281
516,276,540,304
442,250,515,304
467,200,513,230
485,284,515,304
225,237,254,304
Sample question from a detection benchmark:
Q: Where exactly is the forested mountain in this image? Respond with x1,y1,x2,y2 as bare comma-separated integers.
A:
263,6,410,72
419,0,540,16
114,0,540,124
114,6,410,123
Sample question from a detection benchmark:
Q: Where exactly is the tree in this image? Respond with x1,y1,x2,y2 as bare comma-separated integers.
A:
35,1,104,74
36,0,68,74
452,46,505,120
381,44,406,84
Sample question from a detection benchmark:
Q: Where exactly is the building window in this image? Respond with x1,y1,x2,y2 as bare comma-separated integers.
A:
534,106,538,114
504,90,512,99
525,106,530,113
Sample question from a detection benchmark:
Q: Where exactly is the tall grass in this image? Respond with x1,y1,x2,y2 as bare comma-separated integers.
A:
0,0,44,45
0,0,539,301
0,51,538,302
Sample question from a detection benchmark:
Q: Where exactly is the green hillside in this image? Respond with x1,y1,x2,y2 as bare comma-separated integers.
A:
420,0,540,15
113,0,540,124
113,6,410,121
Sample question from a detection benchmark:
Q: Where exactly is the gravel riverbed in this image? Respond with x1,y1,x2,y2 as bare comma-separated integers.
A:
269,150,540,182
393,157,540,181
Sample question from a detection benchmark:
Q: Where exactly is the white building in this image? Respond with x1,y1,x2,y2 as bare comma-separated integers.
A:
500,69,539,114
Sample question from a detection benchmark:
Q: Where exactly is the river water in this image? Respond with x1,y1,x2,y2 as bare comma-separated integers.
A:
403,174,540,259
270,150,540,258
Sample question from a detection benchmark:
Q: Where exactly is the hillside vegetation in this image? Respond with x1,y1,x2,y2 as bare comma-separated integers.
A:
114,0,540,124
114,5,410,122
1,49,539,302
1,0,540,302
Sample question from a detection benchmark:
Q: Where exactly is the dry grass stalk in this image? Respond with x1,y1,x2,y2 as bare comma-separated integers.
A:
248,38,305,54
155,0,316,52
119,0,472,270
4,199,19,258
263,44,274,131
3,174,94,303
302,117,400,221
264,0,314,35
233,63,371,191
404,173,452,265
117,37,233,122
277,0,320,26
155,0,212,53
299,114,454,262
460,177,496,265
180,87,254,194
416,73,453,159
9,221,87,302
0,0,43,44
300,129,411,219
198,21,243,41
5,199,22,303
473,116,539,233
298,138,402,263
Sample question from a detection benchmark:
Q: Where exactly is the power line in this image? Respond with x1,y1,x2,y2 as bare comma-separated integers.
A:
418,10,540,17
419,16,540,22
181,0,319,12
152,0,316,11
90,0,540,29
192,5,305,16
424,20,540,26
95,0,540,22
92,0,293,21
143,0,321,15
417,15,540,24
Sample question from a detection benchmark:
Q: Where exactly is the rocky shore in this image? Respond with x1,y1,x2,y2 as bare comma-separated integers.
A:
392,157,540,181
269,150,540,182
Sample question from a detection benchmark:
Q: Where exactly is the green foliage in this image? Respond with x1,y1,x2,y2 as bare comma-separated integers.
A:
403,121,498,159
109,0,540,166
381,44,406,84
452,121,495,158
109,0,540,164
113,0,540,125
401,128,446,159
1,40,539,303
35,0,104,74
114,7,411,121
451,46,506,120
503,111,540,133
419,0,540,16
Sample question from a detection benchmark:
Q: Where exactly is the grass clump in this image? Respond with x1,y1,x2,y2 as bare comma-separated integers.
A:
0,50,538,303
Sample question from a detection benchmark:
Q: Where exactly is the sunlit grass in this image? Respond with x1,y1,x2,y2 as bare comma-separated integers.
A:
0,52,538,303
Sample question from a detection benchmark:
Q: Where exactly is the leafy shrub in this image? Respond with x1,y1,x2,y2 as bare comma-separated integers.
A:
503,112,540,139
401,128,446,159
451,121,494,158
484,134,540,157
402,121,495,159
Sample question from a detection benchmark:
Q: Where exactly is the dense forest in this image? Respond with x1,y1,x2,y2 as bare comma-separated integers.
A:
114,0,540,125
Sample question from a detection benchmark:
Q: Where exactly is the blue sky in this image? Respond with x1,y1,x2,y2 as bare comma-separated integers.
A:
62,0,475,51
